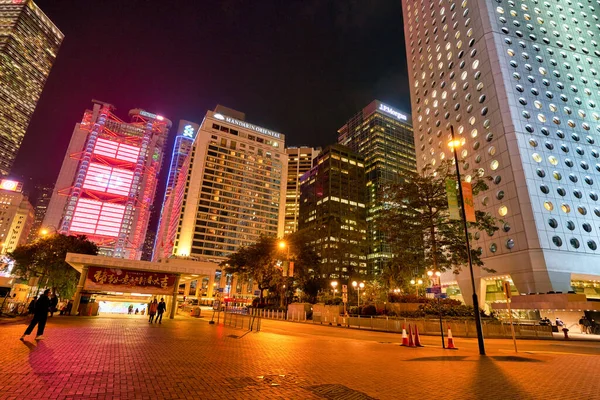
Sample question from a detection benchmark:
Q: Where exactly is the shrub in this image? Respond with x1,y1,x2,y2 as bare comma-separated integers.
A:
361,304,377,316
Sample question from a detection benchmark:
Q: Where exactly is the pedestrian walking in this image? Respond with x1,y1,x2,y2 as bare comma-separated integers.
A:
579,316,588,334
148,299,158,323
20,289,50,341
27,297,37,315
128,304,134,315
49,293,58,317
155,298,167,324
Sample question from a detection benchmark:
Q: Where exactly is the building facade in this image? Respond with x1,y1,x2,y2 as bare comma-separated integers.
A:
401,0,600,300
27,183,53,242
299,144,368,279
43,101,171,259
284,146,320,235
0,0,63,177
338,100,416,275
153,120,198,261
0,179,34,255
158,106,287,263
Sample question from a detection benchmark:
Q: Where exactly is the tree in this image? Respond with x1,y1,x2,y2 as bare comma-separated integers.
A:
222,236,283,305
379,160,499,280
222,233,322,305
8,234,98,299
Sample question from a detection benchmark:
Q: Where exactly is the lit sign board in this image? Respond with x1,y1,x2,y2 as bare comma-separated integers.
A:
215,114,281,139
182,124,195,138
378,103,408,121
70,198,126,237
139,110,164,120
0,179,22,192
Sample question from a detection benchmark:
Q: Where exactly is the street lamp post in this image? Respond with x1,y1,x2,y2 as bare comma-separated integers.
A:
352,281,364,309
410,279,423,296
449,124,486,356
278,240,292,317
331,281,338,297
428,270,445,348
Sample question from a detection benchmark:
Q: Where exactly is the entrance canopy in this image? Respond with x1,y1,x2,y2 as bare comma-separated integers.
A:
65,253,221,317
66,253,221,284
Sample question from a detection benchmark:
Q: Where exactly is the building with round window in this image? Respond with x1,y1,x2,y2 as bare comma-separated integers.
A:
402,0,600,302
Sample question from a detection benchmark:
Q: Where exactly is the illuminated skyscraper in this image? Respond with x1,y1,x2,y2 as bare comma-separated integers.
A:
401,0,600,298
43,101,171,259
27,182,53,242
157,106,287,262
338,100,415,275
284,146,320,235
0,179,34,255
153,120,198,260
0,0,63,177
299,144,368,279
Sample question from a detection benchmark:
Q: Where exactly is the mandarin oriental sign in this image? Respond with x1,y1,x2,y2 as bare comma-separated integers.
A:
220,115,282,139
85,266,177,295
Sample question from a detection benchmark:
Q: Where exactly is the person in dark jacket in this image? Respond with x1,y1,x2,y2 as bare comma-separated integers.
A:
20,289,50,341
27,297,37,315
155,298,167,324
49,294,58,317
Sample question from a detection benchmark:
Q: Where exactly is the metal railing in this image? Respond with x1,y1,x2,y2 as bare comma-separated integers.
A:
308,313,553,339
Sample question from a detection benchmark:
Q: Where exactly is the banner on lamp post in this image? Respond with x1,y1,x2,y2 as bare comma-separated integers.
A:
446,178,460,220
461,181,477,222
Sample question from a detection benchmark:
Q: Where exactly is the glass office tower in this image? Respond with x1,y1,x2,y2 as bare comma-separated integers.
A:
0,1,63,176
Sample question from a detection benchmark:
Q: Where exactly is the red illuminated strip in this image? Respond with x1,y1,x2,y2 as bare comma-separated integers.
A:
92,138,140,163
82,163,134,196
69,198,126,238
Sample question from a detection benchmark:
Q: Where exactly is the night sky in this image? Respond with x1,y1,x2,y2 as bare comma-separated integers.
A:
11,0,409,189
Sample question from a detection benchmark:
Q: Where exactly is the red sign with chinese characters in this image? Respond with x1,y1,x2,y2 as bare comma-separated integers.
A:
85,267,177,295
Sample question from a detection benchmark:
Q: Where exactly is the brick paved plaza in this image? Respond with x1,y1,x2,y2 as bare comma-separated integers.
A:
1,315,599,400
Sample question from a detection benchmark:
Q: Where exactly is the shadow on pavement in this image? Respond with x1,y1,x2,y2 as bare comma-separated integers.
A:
491,355,542,363
406,356,470,362
471,357,527,399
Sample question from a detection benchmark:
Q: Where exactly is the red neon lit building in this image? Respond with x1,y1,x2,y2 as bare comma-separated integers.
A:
43,100,172,259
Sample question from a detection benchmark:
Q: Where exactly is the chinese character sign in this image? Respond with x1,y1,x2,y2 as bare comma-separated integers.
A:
85,267,177,295
461,181,477,223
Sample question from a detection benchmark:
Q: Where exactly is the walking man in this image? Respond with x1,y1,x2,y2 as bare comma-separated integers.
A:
49,293,58,317
156,298,167,324
20,289,50,341
148,299,158,323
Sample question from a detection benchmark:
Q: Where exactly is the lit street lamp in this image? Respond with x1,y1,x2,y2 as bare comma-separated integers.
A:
410,279,423,296
331,281,338,296
449,124,486,356
352,281,364,308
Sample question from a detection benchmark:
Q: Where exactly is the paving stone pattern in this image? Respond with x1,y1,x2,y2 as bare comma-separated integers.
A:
0,316,599,400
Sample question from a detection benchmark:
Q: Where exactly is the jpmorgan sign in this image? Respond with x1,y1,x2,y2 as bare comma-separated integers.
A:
378,103,408,121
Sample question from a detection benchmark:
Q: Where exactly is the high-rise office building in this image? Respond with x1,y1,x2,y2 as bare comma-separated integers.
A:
43,101,171,259
401,0,600,299
153,120,198,261
0,179,34,255
284,146,320,235
299,144,368,279
338,100,416,275
27,183,53,242
0,1,63,177
158,106,287,262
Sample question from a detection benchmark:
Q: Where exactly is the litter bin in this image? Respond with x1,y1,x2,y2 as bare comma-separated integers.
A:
191,307,201,318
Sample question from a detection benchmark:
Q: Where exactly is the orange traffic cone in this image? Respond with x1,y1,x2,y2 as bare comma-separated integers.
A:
400,324,409,346
447,325,458,350
408,324,416,347
414,325,424,347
